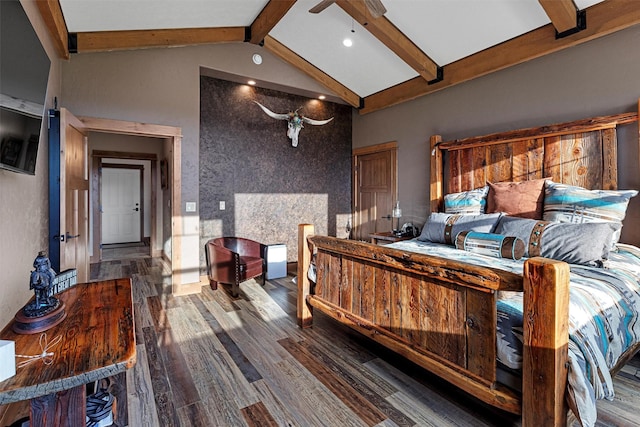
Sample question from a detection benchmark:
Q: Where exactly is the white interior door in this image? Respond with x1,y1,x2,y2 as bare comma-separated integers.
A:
102,167,141,244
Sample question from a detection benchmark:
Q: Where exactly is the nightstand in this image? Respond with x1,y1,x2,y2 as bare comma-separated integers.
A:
370,231,413,245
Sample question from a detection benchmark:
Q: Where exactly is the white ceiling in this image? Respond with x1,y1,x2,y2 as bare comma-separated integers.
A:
57,0,606,100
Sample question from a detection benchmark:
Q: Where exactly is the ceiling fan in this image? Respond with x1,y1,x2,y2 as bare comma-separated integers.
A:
309,0,387,19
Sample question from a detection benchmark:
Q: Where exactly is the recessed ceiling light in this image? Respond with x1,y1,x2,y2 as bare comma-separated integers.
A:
247,80,256,85
343,38,353,47
252,53,262,65
318,95,326,100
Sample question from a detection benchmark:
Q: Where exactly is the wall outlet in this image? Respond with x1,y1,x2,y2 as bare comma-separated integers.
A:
219,201,225,210
185,202,196,212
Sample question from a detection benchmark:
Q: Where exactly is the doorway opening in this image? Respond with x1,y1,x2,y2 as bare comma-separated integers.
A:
79,116,183,292
93,155,156,261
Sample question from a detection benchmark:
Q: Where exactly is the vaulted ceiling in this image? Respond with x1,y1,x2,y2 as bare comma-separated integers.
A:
37,0,640,113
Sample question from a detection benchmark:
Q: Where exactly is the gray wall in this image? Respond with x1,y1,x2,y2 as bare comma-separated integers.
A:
353,25,640,245
199,77,352,267
0,0,62,327
61,42,337,285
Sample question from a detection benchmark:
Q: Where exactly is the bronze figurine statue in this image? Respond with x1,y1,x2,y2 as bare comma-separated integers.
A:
23,251,59,317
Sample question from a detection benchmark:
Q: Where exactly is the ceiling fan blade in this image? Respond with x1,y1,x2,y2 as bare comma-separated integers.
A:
364,0,387,18
309,0,336,14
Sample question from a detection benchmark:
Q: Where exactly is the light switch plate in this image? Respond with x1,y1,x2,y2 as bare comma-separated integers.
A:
219,201,226,210
185,202,196,212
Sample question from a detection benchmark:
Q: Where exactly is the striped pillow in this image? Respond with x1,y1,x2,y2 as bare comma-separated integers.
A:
418,212,503,245
444,186,489,214
455,231,525,260
543,181,637,247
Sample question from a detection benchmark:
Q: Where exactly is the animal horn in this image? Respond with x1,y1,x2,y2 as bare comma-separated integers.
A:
302,116,334,126
254,101,289,121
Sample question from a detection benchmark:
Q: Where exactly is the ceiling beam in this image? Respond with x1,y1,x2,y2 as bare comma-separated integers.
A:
539,0,579,34
335,0,440,82
263,35,361,108
36,0,69,60
249,0,297,45
74,27,246,53
361,0,640,114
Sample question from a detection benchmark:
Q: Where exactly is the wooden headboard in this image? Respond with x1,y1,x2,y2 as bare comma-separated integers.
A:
429,110,639,213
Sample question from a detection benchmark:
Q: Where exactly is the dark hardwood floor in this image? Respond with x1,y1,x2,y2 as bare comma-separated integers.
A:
3,253,638,426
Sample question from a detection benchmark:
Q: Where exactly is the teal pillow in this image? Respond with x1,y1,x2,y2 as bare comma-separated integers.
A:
444,186,488,215
543,180,637,247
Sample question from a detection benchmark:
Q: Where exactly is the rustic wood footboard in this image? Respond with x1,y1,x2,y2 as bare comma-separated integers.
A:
297,224,570,427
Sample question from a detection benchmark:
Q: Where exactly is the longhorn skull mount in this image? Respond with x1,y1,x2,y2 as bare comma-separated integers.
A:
254,101,334,147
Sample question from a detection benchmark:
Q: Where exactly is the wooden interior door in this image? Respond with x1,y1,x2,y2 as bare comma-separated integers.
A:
49,108,89,282
352,142,397,241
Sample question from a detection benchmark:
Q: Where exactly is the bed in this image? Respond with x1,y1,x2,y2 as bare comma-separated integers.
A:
296,106,640,427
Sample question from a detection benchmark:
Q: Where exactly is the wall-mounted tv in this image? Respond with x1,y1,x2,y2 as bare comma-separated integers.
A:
0,0,50,175
0,107,42,175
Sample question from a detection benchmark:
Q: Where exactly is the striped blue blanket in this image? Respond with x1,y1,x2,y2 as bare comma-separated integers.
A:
386,239,640,427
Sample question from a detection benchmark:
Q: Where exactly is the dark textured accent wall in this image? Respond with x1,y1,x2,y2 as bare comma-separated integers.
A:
199,76,352,271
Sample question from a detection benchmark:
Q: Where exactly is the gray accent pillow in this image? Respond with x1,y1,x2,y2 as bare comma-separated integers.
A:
495,216,620,266
418,212,503,245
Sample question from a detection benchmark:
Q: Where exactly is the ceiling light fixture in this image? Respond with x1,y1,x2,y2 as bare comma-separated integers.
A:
343,18,355,47
318,95,326,100
252,53,262,65
247,80,256,86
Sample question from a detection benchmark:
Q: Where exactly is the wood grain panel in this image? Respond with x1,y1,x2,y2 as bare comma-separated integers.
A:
472,146,487,188
328,255,341,306
340,256,354,312
361,261,375,322
241,401,279,427
403,275,420,345
459,148,475,190
422,280,466,366
543,135,563,183
449,150,462,193
602,128,618,190
390,270,403,337
375,268,391,328
486,143,513,182
511,140,529,181
569,132,603,189
142,326,181,426
522,258,570,427
315,251,327,299
352,259,363,316
278,337,387,426
296,340,415,427
526,138,545,180
466,289,497,384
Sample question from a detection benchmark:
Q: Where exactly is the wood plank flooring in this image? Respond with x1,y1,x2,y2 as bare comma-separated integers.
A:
3,254,639,426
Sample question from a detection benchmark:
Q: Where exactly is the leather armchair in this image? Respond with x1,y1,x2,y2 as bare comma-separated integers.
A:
205,237,266,297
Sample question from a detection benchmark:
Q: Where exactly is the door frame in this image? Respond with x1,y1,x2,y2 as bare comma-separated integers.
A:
352,141,398,240
93,155,156,259
79,116,184,292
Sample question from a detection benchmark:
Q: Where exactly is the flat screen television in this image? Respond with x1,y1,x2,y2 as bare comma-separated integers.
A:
0,0,50,175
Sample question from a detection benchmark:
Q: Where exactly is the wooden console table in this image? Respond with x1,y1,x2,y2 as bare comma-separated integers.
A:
0,278,136,426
